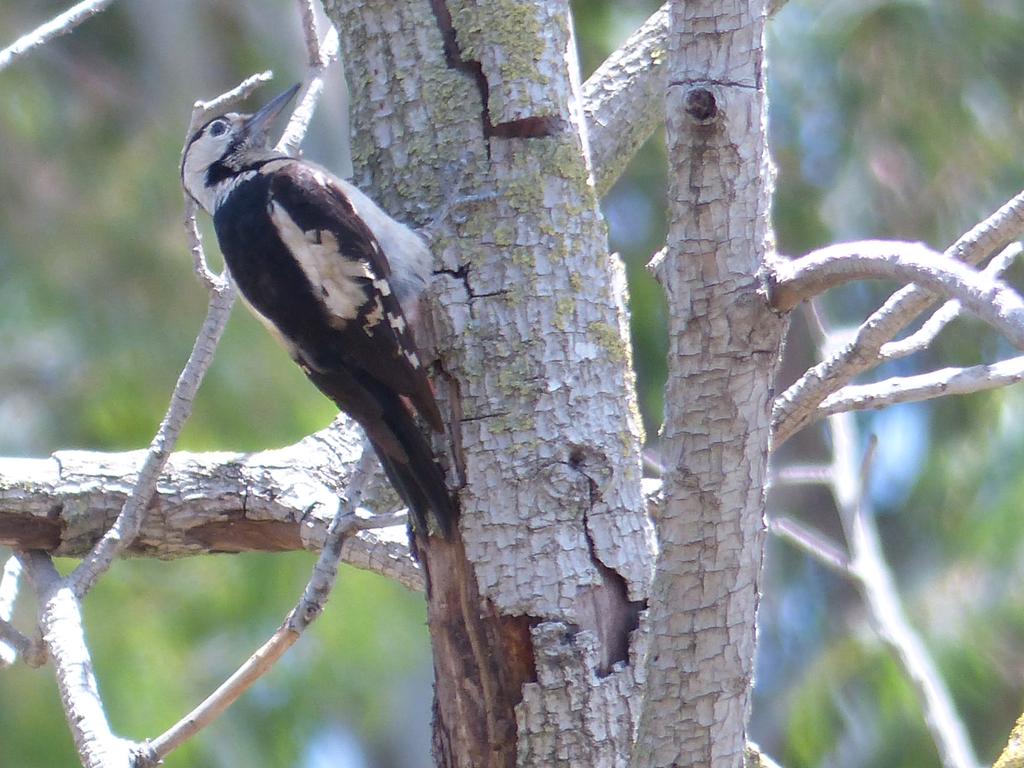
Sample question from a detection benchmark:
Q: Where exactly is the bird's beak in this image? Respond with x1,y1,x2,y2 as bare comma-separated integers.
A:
242,83,301,145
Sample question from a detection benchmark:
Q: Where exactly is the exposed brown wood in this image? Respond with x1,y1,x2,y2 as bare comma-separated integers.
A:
417,535,536,768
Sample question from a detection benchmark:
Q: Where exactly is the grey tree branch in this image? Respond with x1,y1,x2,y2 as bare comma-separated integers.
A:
775,301,979,768
817,356,1024,418
582,3,669,197
829,415,979,768
774,414,979,768
67,73,290,597
0,556,25,666
69,268,235,597
0,0,118,72
0,421,423,590
767,241,1024,350
879,242,1022,361
773,188,1024,447
23,551,133,768
277,1,340,154
770,516,851,575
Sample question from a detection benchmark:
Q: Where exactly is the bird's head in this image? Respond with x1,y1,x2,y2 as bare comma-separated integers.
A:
181,84,300,213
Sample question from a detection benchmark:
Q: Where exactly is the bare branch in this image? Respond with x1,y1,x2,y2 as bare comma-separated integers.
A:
582,3,668,196
768,242,1024,352
818,356,1024,418
745,742,784,768
277,1,341,154
183,199,222,289
185,71,274,133
0,0,118,72
828,414,978,768
69,64,338,596
770,516,851,575
23,552,133,768
0,617,34,666
0,422,424,591
771,464,834,486
138,450,378,766
773,188,1024,447
880,242,1023,360
0,556,22,665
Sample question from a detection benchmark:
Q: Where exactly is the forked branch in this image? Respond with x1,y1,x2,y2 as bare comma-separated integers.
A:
772,189,1024,446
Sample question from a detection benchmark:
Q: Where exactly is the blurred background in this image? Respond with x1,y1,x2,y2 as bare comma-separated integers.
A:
3,0,1024,765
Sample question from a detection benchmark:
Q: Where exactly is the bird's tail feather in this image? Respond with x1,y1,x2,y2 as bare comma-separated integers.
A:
301,366,455,536
371,438,453,537
371,393,454,537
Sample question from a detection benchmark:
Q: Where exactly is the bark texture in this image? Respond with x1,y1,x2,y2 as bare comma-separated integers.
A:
633,1,786,766
323,1,654,765
0,421,423,591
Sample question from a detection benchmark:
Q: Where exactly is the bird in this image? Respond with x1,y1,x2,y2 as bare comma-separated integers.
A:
181,83,454,537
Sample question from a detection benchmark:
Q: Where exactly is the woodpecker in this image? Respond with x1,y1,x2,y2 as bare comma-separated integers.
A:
181,84,453,536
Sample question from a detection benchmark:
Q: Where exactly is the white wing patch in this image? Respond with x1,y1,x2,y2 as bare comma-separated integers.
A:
269,199,373,328
363,298,384,336
387,311,407,333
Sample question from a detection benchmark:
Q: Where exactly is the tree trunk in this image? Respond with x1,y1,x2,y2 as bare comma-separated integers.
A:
323,1,655,765
631,1,786,766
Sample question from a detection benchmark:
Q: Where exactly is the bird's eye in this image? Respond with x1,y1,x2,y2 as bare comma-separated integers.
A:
209,120,229,137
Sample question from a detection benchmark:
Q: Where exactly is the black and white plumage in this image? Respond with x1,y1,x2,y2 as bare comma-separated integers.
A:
181,84,453,536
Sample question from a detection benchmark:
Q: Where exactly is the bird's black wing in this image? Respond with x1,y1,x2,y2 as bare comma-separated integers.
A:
221,160,453,534
266,160,443,432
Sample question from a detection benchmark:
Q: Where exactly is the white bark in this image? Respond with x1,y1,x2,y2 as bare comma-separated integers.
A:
632,1,786,766
324,0,654,764
582,2,669,197
0,421,423,591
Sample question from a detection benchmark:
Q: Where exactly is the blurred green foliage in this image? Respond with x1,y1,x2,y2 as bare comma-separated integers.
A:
4,0,1024,766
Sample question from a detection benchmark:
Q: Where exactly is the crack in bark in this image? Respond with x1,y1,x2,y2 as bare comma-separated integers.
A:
428,0,564,146
565,448,644,677
488,116,568,139
428,0,494,144
435,265,507,300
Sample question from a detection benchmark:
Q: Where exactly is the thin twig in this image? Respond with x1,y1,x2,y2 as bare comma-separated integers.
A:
0,554,44,666
186,71,274,133
277,1,341,154
802,300,831,348
0,617,32,664
0,0,118,72
770,517,851,575
817,356,1024,418
183,199,221,289
68,72,298,597
70,279,235,597
880,242,1023,360
829,414,979,768
138,449,379,766
134,15,363,761
771,464,834,486
773,188,1024,447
